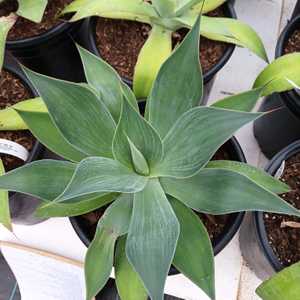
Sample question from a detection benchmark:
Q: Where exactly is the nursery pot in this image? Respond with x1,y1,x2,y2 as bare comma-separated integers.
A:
239,140,300,280
254,15,300,158
96,278,182,299
6,20,84,82
2,56,45,225
70,137,246,275
77,3,236,105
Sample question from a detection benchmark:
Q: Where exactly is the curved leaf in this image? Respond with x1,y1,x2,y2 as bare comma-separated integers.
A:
85,194,133,300
62,0,158,23
0,160,76,201
153,107,260,178
0,97,47,130
256,262,300,300
0,160,11,231
211,88,263,112
152,0,175,17
36,193,118,218
115,237,148,300
113,98,163,171
161,169,300,217
55,157,148,202
133,24,172,98
170,197,215,300
16,111,87,162
206,160,290,194
191,0,226,14
23,67,116,158
253,53,300,96
126,179,180,300
17,0,47,22
146,17,202,138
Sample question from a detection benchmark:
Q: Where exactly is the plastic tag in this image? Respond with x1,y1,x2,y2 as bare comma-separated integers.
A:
274,160,285,179
0,139,29,161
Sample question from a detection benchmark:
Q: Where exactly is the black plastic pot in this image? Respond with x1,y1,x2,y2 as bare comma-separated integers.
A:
6,20,84,82
77,3,236,105
2,55,45,225
96,278,182,299
70,136,246,275
239,140,300,280
254,16,300,158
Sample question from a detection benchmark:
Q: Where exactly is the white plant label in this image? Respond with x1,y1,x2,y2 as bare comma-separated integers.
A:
0,139,29,161
274,160,285,179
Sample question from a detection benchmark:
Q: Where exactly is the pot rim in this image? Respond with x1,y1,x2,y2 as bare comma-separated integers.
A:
83,2,236,86
70,136,246,275
2,59,44,175
276,15,300,117
254,140,300,272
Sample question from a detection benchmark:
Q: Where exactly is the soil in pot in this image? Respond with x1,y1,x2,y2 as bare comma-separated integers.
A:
263,152,300,267
284,28,300,54
0,70,35,171
95,6,227,81
0,0,73,40
77,144,231,244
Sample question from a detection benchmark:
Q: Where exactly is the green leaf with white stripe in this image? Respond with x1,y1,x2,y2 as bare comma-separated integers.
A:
23,67,116,158
55,157,148,202
85,194,133,300
126,179,180,300
161,169,300,217
153,107,260,178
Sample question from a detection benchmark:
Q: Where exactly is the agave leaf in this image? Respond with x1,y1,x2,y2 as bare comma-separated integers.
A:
16,111,87,162
115,237,148,300
174,0,202,16
0,14,17,69
254,53,300,96
85,194,133,300
191,0,226,14
151,0,175,17
55,157,148,202
0,160,76,201
211,88,263,112
36,193,118,218
17,0,47,23
126,179,180,300
133,24,172,99
23,67,116,158
153,107,260,178
170,197,215,300
0,160,12,231
62,0,157,23
179,14,268,62
113,98,163,171
161,169,300,217
146,16,202,138
127,137,150,176
256,262,300,300
206,160,290,194
0,97,48,131
77,45,138,122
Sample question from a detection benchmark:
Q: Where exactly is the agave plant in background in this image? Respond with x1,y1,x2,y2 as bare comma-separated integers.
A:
256,262,300,300
0,19,299,300
61,0,268,98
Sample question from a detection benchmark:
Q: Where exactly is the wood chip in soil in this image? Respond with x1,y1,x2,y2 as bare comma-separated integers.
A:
264,152,300,267
0,70,35,171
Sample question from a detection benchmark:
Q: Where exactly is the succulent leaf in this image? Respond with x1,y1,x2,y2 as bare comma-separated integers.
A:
0,160,11,231
17,0,47,22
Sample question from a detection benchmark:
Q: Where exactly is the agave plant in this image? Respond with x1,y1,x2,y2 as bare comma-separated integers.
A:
0,0,59,68
0,19,299,300
256,262,300,300
62,0,268,98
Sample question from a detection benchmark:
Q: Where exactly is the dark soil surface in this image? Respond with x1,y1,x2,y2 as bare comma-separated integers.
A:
95,7,228,80
78,144,232,245
0,0,72,40
284,29,300,54
264,153,300,267
0,70,35,171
